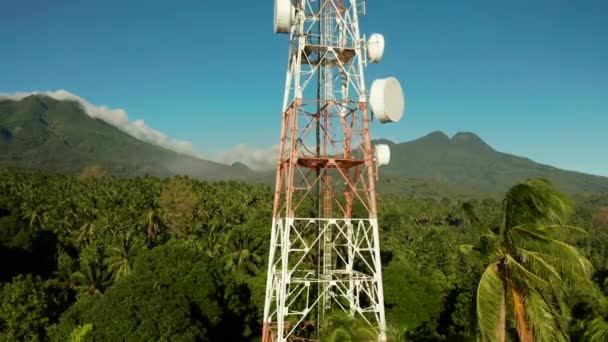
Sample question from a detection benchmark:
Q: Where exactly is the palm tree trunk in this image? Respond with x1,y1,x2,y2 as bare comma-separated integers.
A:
510,284,533,342
494,261,507,342
498,290,506,342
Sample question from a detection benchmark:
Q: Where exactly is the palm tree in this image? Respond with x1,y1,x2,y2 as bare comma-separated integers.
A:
223,228,263,275
69,323,93,342
75,221,96,248
50,205,77,238
467,179,592,341
50,263,78,290
140,207,165,243
386,325,407,342
462,201,480,226
320,312,377,342
71,262,113,295
20,202,47,229
202,225,225,258
107,231,141,280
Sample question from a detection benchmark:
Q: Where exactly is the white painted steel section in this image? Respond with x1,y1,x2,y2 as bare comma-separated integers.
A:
351,0,368,102
262,218,279,326
263,218,387,341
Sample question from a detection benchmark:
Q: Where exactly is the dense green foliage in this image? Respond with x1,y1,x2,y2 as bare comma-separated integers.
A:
1,169,608,341
0,274,52,341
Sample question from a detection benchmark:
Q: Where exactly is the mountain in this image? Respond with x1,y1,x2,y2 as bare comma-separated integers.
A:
2,95,607,197
0,95,256,181
375,131,608,196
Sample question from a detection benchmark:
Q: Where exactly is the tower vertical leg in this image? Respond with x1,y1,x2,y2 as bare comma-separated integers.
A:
371,219,387,341
346,220,355,317
262,219,278,341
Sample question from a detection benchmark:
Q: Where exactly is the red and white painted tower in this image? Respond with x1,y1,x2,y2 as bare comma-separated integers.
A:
262,1,404,341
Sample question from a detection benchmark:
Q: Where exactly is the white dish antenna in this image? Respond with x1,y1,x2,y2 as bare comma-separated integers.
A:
367,33,385,63
369,77,405,124
375,144,391,166
274,0,294,34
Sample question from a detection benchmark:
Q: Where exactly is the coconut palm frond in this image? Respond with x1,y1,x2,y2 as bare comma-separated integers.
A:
524,289,568,342
584,318,608,342
508,226,592,284
515,248,562,283
459,244,478,254
503,179,573,230
71,263,113,295
477,263,505,342
107,232,141,280
223,228,263,275
504,254,548,290
535,224,587,240
474,179,593,342
320,311,377,342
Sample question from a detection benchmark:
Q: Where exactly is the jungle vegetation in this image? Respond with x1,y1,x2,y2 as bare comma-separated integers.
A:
1,169,608,341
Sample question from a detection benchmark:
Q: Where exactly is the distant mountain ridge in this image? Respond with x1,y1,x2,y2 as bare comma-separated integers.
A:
1,95,607,197
0,95,256,181
375,131,608,196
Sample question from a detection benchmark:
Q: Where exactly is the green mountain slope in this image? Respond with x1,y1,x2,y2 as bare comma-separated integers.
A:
377,131,608,195
0,95,255,181
2,95,606,196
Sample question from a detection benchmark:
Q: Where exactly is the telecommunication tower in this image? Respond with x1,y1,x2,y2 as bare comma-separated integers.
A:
262,1,405,341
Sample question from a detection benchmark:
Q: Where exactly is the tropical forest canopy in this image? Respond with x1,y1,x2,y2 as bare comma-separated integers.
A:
1,169,608,341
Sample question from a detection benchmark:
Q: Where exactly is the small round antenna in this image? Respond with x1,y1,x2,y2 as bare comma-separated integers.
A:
367,33,385,63
375,144,391,166
369,77,405,124
274,0,293,34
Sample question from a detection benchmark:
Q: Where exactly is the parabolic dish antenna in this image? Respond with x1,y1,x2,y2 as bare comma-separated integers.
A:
274,0,293,34
375,144,391,166
369,77,405,124
367,33,385,63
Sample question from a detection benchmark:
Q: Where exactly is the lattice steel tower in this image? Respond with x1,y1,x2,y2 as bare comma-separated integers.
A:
263,1,404,341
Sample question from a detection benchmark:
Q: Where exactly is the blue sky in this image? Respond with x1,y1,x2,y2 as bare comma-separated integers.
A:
1,0,607,175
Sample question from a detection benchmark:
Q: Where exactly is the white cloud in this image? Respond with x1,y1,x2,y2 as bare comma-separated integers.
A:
214,144,278,171
0,90,198,157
